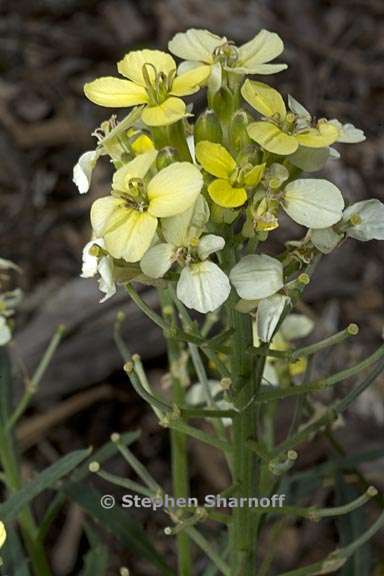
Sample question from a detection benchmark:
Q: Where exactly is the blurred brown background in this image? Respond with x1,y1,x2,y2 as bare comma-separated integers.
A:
1,0,384,574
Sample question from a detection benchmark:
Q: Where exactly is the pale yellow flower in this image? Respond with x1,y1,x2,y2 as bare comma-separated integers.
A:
90,152,203,262
84,49,210,126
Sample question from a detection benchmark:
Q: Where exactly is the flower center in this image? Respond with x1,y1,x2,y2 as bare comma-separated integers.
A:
213,42,239,67
142,63,176,105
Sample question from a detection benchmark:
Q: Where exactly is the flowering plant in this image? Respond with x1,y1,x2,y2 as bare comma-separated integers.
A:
73,28,384,575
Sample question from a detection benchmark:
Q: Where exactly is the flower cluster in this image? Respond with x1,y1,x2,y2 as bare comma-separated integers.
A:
76,28,384,318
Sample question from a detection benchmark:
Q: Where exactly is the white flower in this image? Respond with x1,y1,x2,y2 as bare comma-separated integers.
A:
186,380,234,426
230,254,284,300
177,261,231,314
287,147,330,173
343,199,384,241
73,150,99,194
310,227,343,254
283,179,345,229
280,314,314,340
0,316,11,346
81,239,116,302
329,119,366,144
254,294,290,343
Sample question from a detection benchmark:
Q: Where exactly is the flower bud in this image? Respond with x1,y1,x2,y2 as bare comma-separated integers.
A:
156,147,179,171
229,109,251,150
194,109,223,144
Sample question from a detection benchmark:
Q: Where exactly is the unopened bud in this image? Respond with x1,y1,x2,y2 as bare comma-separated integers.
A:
230,109,251,150
194,109,223,144
156,147,179,170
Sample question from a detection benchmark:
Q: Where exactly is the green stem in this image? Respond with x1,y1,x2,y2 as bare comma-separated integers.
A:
159,289,192,576
0,427,52,575
7,325,64,430
187,527,231,576
290,323,359,360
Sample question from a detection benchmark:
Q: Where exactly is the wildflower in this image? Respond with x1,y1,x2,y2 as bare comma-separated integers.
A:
90,151,203,262
343,199,384,241
73,108,144,194
81,239,116,302
195,140,265,208
140,197,230,312
169,29,287,94
230,254,284,300
282,179,345,229
328,119,366,143
241,81,339,155
84,49,210,127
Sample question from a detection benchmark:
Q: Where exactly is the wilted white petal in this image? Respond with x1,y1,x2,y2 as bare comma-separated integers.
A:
186,380,222,405
268,163,289,186
197,234,225,260
0,316,11,346
280,314,314,340
140,243,176,278
310,227,343,253
230,254,283,300
287,95,311,121
73,150,98,194
187,135,196,162
0,258,21,272
81,239,105,278
255,294,290,342
287,147,329,173
177,261,230,313
262,361,279,387
343,199,384,241
208,62,222,95
162,196,209,246
329,119,366,144
283,179,344,229
98,256,116,302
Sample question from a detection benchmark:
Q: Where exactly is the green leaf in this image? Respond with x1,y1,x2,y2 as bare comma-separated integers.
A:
0,448,92,522
80,524,109,576
335,475,371,576
37,431,141,543
0,347,12,427
62,482,173,576
1,523,31,576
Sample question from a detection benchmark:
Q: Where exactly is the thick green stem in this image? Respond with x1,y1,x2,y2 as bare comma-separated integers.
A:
0,427,52,576
230,306,264,575
159,290,191,576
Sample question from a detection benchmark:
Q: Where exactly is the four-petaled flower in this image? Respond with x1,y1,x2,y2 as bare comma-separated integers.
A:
84,49,210,126
90,151,203,262
241,80,340,155
196,141,265,208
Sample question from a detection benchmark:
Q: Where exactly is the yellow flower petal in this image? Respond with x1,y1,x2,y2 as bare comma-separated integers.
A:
208,179,247,208
148,162,203,218
131,134,155,155
244,163,266,186
295,122,339,148
117,49,176,86
84,77,148,107
248,121,298,155
112,150,158,191
236,30,287,74
141,97,186,127
168,29,223,64
91,196,124,237
0,521,6,548
241,79,286,119
170,65,211,96
105,207,158,262
195,141,236,178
